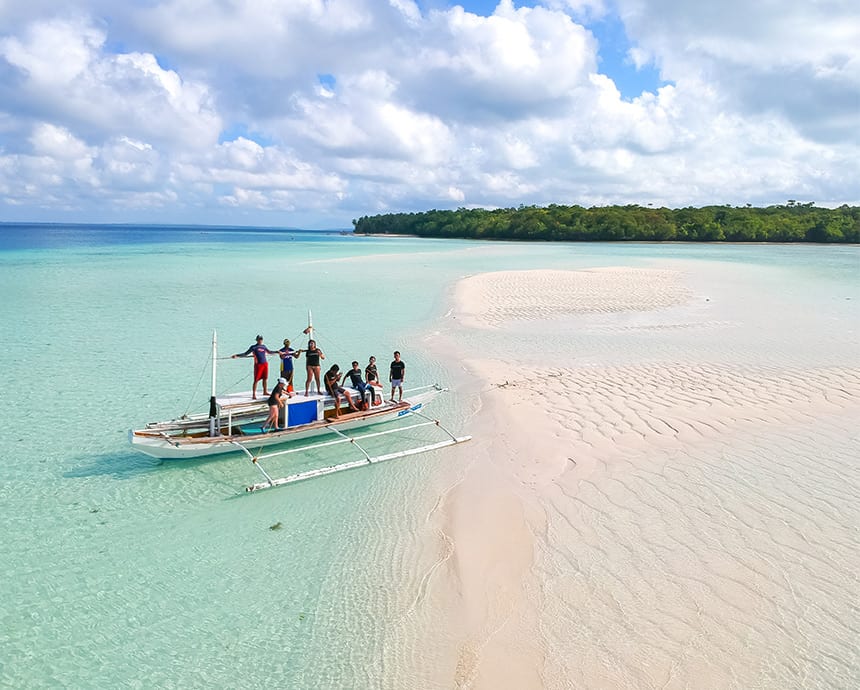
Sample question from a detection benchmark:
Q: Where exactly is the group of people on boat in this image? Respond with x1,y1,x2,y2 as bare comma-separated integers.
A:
232,334,406,426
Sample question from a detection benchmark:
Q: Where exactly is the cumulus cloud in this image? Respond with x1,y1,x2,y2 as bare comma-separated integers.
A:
0,17,221,151
0,0,857,225
617,0,860,142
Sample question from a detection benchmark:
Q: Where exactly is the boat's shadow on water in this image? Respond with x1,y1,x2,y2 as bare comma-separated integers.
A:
64,452,164,480
64,451,245,495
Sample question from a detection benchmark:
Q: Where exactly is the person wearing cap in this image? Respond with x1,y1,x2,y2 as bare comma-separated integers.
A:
277,338,301,390
232,335,277,399
263,378,289,431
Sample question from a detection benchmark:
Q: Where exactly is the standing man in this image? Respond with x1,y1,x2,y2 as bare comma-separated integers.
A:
278,338,300,392
232,335,277,399
389,351,405,403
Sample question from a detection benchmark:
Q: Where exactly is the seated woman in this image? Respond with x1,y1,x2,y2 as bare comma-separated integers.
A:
324,365,358,417
365,355,384,404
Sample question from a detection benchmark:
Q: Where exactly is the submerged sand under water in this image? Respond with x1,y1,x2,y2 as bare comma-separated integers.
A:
427,265,859,689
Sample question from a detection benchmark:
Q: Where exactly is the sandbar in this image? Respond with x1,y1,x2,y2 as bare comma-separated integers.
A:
427,266,860,688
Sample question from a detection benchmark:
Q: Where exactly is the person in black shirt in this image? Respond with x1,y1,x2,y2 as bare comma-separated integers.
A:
324,364,358,416
263,378,288,431
365,356,379,384
303,339,325,396
389,351,405,402
344,360,376,407
365,356,384,404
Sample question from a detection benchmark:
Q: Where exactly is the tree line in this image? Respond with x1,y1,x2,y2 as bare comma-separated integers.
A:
352,203,859,243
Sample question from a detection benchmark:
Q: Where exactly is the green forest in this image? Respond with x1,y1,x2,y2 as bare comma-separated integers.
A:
352,203,860,243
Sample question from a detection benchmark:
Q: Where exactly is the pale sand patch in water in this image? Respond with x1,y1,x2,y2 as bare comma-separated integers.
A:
454,268,693,329
430,267,860,689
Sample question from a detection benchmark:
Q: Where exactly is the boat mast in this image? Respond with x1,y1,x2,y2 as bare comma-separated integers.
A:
303,309,314,346
208,329,218,437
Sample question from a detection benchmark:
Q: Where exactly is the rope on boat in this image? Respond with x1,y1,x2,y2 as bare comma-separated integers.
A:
182,343,214,418
305,323,371,365
182,315,394,417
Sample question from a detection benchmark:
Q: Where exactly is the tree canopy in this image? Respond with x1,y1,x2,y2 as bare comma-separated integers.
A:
352,203,860,243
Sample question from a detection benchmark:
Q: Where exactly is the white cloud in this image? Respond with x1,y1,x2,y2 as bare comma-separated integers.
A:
616,0,860,141
30,122,93,160
0,1,857,226
0,17,221,151
1,18,101,86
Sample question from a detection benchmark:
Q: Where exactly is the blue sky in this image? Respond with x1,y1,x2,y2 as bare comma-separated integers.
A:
0,0,857,228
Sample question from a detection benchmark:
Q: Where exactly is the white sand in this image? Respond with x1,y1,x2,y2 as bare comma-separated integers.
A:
454,268,693,329
429,267,860,689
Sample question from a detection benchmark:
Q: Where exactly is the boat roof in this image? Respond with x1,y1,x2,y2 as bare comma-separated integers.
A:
216,390,331,410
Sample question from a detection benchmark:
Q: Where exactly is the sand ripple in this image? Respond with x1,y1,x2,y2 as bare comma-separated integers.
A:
490,364,860,470
436,264,860,689
455,268,693,328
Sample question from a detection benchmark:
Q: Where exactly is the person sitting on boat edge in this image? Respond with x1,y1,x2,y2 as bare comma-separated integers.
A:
278,338,301,390
366,355,384,402
231,335,277,400
303,339,325,396
324,365,358,416
344,360,376,408
263,378,289,431
365,355,379,385
389,351,405,403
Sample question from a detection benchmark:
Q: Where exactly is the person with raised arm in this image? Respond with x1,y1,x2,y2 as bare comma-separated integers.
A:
303,339,325,396
231,335,277,399
277,338,300,392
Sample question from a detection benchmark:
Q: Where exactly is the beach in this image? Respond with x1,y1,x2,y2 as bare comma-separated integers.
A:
1,228,857,688
428,264,860,688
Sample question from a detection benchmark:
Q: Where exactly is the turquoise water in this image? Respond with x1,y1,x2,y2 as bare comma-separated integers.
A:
0,225,857,688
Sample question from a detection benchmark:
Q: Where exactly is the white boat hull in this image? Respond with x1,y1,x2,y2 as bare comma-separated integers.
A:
130,390,441,460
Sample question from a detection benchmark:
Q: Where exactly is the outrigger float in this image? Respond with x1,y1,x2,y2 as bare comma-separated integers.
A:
129,318,470,492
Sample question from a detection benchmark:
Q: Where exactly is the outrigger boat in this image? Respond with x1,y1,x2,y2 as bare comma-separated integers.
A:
129,317,470,491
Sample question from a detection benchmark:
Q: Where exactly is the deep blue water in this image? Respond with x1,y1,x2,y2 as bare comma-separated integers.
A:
0,222,352,250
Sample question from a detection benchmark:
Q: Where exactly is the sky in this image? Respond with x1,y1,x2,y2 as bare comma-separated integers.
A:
0,0,858,229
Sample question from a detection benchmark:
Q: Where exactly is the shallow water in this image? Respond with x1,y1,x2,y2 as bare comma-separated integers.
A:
0,225,857,687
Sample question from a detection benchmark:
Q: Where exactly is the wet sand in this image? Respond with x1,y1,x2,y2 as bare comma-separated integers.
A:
429,266,860,689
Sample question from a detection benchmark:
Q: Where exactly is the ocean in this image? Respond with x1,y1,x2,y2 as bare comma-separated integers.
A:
0,224,857,688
